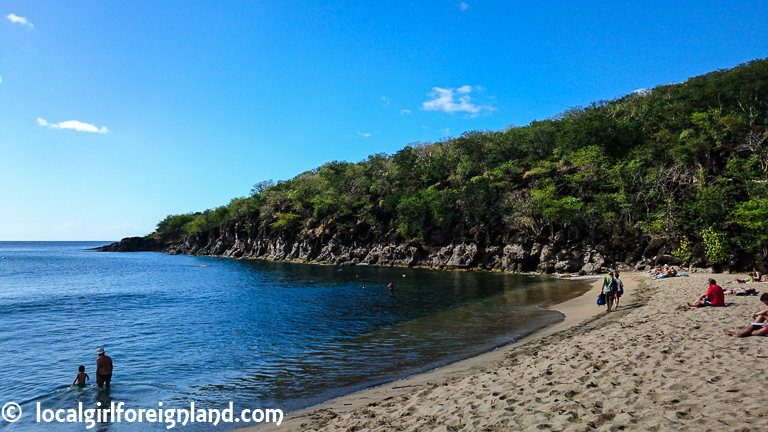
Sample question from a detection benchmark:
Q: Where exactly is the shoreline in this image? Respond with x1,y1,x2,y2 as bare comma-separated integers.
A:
241,271,768,431
238,274,612,431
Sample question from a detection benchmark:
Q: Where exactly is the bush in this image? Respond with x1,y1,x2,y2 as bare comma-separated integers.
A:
671,237,693,266
701,227,731,265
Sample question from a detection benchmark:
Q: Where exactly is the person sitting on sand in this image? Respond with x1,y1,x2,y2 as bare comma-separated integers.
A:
96,347,113,389
687,278,725,308
754,268,763,282
726,293,768,337
733,275,759,283
70,365,89,388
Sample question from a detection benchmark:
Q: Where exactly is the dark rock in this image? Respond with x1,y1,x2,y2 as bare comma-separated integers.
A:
655,254,681,266
502,244,530,270
555,259,581,273
95,237,165,252
643,238,666,259
446,243,478,268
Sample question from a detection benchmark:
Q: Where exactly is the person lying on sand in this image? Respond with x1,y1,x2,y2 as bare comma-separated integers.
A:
687,278,724,308
726,294,768,337
652,264,678,279
724,286,758,296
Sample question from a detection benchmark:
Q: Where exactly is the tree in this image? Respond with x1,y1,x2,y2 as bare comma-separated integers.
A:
731,197,768,257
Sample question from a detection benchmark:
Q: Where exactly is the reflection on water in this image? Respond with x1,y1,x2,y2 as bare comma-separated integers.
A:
0,242,590,431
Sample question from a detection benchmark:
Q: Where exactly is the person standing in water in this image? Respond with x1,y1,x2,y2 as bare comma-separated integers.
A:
387,282,395,292
96,347,113,389
70,365,89,388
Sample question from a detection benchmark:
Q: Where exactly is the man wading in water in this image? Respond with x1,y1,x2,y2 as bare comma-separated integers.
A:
96,347,113,389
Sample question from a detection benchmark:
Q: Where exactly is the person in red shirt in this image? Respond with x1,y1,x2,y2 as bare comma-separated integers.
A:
687,278,725,308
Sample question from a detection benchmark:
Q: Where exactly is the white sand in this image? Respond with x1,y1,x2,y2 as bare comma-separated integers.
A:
239,272,768,431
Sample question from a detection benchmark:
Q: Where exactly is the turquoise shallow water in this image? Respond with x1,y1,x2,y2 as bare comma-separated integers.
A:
0,242,590,431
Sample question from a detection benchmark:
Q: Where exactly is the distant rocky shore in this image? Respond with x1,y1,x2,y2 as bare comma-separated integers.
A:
96,220,730,274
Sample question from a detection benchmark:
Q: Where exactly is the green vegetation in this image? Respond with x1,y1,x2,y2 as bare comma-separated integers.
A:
151,59,768,265
671,237,694,266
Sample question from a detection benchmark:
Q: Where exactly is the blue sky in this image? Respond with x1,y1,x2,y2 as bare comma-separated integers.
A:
1,0,766,241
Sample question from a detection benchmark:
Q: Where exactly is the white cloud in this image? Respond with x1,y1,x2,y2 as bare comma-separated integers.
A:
0,75,2,83
357,131,372,138
421,86,495,116
459,2,469,11
633,88,650,95
6,13,33,28
401,109,411,114
421,126,429,129
380,96,390,107
440,127,450,136
38,118,109,133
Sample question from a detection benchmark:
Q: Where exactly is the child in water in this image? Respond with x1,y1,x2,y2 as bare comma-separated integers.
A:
70,365,90,388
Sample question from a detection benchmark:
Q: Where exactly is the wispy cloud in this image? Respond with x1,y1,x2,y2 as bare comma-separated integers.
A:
357,131,372,138
401,109,411,114
0,75,3,84
380,96,390,107
459,2,469,11
440,127,450,136
58,221,84,231
422,85,495,117
6,13,33,28
38,118,109,133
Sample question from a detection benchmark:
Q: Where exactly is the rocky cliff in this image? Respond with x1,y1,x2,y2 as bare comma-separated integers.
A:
98,219,723,274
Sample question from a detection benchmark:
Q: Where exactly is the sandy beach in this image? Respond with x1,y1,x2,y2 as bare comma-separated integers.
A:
238,271,768,431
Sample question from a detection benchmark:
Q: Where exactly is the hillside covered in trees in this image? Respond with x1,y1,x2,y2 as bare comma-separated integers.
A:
107,59,768,273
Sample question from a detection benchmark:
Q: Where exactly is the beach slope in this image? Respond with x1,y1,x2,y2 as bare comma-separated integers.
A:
242,273,768,431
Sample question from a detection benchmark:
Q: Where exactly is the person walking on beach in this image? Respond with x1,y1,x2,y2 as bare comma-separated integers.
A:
726,293,768,337
613,272,624,309
687,278,725,308
96,347,113,389
602,271,617,313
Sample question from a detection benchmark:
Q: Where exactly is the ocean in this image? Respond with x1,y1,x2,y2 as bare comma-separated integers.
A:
0,241,590,431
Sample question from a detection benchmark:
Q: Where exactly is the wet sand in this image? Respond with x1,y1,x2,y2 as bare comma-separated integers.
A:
240,272,768,431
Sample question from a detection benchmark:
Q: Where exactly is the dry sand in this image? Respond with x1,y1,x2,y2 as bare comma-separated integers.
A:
240,272,768,432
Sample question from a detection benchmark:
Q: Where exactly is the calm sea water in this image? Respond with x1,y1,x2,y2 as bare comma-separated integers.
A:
0,242,590,431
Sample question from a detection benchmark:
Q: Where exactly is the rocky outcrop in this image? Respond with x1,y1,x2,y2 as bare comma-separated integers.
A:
99,217,742,274
95,236,166,252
